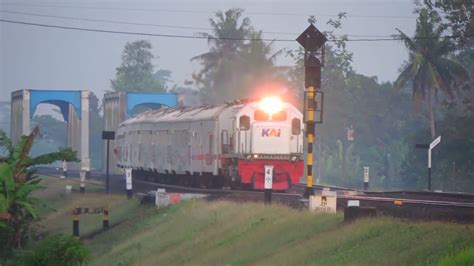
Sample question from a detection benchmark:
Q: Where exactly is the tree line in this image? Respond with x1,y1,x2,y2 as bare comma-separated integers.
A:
110,3,472,192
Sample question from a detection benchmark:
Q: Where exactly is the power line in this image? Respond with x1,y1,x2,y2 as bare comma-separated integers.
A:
0,18,471,42
0,10,211,31
0,9,392,38
0,18,293,41
1,2,418,19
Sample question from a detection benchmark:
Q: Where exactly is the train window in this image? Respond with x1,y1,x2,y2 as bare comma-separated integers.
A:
292,118,301,135
254,110,269,121
272,111,288,121
239,115,250,130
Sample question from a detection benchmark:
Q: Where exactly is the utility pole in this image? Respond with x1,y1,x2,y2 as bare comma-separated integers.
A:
297,24,327,198
102,131,115,194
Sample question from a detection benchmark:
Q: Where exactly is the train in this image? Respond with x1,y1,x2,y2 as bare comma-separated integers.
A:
115,96,304,190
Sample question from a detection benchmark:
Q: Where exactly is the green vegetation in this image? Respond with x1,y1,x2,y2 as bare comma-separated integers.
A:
10,175,472,265
34,176,139,237
85,200,474,266
21,234,90,266
0,128,78,262
394,9,468,139
438,247,474,266
0,128,77,253
192,8,284,104
111,40,167,92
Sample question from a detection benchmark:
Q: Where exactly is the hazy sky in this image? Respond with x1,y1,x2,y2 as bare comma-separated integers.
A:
0,0,418,103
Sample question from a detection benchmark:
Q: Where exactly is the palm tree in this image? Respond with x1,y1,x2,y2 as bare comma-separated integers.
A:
238,31,287,96
192,8,252,69
192,8,254,103
394,9,469,139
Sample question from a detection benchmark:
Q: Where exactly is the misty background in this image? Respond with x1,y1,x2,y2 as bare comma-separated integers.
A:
0,0,472,192
1,0,416,101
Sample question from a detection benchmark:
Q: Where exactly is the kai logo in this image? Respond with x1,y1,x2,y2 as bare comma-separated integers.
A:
262,128,281,137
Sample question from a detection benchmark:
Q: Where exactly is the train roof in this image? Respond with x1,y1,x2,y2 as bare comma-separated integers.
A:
120,102,245,126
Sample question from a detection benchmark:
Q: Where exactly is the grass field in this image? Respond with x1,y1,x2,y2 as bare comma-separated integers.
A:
34,175,139,238
35,175,474,266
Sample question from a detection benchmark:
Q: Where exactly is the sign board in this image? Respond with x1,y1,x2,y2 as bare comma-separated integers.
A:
428,136,441,168
309,194,337,213
296,24,327,52
430,136,441,150
348,200,360,207
415,144,429,149
125,168,132,190
363,167,369,183
264,165,274,189
102,131,115,140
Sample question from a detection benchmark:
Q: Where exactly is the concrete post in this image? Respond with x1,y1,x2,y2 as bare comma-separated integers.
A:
10,89,30,144
81,91,90,176
67,104,81,170
22,89,30,136
80,170,85,194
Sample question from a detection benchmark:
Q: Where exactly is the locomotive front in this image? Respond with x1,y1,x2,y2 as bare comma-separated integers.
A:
228,97,304,190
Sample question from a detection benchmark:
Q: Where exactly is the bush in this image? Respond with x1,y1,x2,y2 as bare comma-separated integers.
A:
22,234,90,266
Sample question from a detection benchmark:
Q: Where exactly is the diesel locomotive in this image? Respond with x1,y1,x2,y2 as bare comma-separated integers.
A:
115,97,304,190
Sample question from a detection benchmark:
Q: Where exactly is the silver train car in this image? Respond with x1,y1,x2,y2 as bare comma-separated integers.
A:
115,97,304,190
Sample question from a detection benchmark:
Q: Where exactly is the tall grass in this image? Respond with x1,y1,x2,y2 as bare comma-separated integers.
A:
87,200,474,266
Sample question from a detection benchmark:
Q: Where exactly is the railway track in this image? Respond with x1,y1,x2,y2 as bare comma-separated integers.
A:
35,167,474,221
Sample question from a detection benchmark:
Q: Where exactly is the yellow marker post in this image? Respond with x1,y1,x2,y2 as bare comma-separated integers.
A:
305,86,316,197
103,205,109,230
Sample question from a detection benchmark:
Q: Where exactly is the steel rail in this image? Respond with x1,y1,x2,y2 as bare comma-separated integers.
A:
339,195,474,208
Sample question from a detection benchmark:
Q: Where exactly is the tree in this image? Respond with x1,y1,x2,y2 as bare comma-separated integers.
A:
394,9,469,139
421,1,473,110
192,8,283,103
111,40,166,92
422,0,473,49
0,127,77,253
192,8,252,103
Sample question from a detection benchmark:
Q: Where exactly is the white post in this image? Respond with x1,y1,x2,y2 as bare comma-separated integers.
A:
427,136,441,191
264,165,273,204
61,160,67,179
363,167,369,190
125,168,133,199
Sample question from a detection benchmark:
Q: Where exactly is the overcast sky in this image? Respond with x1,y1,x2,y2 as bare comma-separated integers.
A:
0,0,418,103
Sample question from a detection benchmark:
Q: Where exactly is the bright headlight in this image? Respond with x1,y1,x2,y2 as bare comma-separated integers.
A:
258,96,283,114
